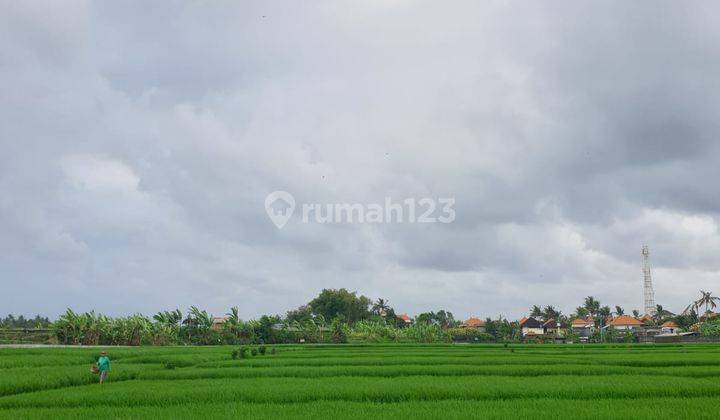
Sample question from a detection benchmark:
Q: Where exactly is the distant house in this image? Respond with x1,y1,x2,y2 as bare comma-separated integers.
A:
606,315,643,331
520,317,544,337
462,317,486,332
699,312,719,321
211,316,229,331
543,319,558,335
397,313,412,325
571,318,595,340
638,314,653,325
661,320,679,334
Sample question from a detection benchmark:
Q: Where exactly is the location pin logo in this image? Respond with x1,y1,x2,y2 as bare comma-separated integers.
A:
265,191,295,229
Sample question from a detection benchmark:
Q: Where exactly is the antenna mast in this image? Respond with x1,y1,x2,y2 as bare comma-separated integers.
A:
642,245,656,315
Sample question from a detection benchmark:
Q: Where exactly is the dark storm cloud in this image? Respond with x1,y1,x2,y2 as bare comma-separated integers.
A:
1,1,720,320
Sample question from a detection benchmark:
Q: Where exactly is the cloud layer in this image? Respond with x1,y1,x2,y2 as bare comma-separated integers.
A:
2,1,720,319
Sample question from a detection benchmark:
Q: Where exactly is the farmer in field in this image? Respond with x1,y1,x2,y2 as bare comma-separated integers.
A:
97,351,111,384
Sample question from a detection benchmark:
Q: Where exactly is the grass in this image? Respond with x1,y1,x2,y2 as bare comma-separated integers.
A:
0,343,719,418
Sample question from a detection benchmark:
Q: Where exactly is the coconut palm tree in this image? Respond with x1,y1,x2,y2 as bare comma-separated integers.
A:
574,307,589,318
530,305,543,319
584,296,600,318
652,305,674,325
614,306,625,316
372,298,390,316
684,290,720,316
542,306,560,321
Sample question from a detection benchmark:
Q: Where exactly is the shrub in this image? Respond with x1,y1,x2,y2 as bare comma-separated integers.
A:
258,346,266,355
250,347,258,356
234,346,250,359
448,328,494,343
164,362,177,370
623,332,638,343
270,347,277,355
331,319,349,343
700,319,720,336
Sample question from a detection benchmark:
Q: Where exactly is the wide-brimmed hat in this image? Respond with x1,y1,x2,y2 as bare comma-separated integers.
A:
100,351,107,355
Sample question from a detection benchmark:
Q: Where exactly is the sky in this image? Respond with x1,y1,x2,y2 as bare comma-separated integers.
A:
1,1,720,320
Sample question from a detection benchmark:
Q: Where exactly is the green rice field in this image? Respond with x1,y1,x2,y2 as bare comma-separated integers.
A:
1,343,720,419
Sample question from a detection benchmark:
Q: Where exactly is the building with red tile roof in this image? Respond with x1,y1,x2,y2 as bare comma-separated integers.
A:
570,318,595,341
606,315,644,331
462,317,486,328
661,320,679,334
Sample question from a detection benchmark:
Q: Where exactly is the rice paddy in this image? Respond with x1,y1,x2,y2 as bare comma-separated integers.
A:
1,343,719,419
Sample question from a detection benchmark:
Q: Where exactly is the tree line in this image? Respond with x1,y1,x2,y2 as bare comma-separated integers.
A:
3,288,719,345
526,290,719,331
0,315,51,329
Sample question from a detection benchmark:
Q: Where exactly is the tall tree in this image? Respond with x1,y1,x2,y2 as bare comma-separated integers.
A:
614,306,625,316
308,289,371,325
285,305,314,324
583,296,600,318
598,306,611,319
574,307,589,318
415,310,456,328
530,305,543,319
685,290,720,315
653,305,674,324
435,310,456,328
542,306,560,321
371,298,391,316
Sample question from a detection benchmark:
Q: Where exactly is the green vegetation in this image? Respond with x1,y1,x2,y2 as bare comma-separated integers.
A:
700,319,720,337
2,289,719,346
1,344,720,418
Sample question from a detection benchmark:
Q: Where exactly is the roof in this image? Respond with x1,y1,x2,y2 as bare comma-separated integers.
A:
463,317,485,328
638,314,653,323
212,316,229,324
520,317,543,328
700,312,719,320
661,321,678,328
607,315,643,326
397,313,411,322
543,319,557,328
518,316,528,325
571,318,593,326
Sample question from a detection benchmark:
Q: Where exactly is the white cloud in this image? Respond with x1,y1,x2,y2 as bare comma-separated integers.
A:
61,155,140,192
1,1,720,319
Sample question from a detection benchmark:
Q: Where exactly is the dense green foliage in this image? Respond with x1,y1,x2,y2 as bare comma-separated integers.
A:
4,290,719,346
308,289,372,324
0,315,51,329
1,344,720,418
700,319,720,337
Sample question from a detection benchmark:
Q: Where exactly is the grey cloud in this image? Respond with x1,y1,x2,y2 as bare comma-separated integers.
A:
2,1,720,320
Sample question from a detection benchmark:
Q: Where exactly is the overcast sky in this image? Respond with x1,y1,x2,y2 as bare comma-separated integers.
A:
2,1,720,320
